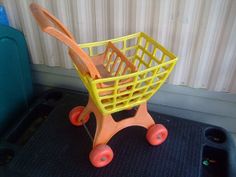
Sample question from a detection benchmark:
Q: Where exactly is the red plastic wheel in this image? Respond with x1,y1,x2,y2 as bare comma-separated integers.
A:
89,144,114,168
146,124,168,146
69,106,89,126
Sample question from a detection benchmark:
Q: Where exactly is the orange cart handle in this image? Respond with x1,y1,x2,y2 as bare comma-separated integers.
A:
30,3,100,79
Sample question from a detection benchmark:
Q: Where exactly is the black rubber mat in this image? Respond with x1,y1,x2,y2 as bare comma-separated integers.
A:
1,90,235,177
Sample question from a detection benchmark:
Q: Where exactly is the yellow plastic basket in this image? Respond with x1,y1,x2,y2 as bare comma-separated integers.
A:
75,32,178,115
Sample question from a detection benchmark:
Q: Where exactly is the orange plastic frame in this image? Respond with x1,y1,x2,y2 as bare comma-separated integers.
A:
30,3,156,147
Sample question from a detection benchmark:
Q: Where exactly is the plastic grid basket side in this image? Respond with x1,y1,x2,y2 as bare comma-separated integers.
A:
91,61,177,115
77,32,177,115
79,32,140,58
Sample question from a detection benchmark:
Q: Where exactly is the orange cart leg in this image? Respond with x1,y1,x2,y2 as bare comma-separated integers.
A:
77,103,91,122
85,97,155,147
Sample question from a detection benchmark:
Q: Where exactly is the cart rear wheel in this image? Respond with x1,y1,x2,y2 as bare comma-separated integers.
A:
146,124,168,146
69,106,89,126
89,144,114,168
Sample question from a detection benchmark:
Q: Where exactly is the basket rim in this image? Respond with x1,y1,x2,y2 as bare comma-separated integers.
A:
79,32,177,59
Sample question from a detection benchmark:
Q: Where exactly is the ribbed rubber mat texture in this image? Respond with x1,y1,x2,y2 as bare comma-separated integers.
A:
7,93,204,177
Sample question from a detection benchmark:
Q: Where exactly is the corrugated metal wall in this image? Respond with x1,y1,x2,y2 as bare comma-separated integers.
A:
3,0,236,93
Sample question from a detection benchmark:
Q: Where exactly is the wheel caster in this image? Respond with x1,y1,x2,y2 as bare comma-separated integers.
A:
69,106,90,126
89,144,114,168
146,124,168,145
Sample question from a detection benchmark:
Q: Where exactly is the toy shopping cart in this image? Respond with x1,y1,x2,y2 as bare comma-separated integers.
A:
30,3,178,168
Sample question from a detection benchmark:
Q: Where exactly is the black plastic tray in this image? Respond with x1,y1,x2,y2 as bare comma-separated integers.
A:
0,89,235,177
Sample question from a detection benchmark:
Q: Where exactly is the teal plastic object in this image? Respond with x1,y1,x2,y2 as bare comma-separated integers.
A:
0,24,32,135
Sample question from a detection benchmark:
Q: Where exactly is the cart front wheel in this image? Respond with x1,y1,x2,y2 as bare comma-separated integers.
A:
89,144,114,168
69,106,89,126
146,124,168,146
